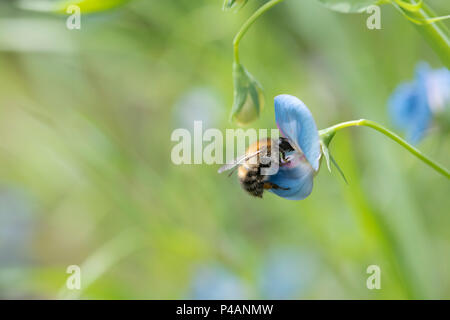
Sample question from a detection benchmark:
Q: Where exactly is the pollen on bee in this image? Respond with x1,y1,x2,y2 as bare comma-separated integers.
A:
238,166,247,179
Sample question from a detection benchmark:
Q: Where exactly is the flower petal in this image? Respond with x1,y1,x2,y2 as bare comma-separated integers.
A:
274,94,321,171
268,153,315,200
425,67,450,112
388,67,432,144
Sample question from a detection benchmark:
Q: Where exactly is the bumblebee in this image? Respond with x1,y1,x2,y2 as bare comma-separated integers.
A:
218,137,294,198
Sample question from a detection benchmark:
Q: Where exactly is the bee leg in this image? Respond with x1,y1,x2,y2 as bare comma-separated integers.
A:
279,150,290,164
279,137,295,164
279,149,294,164
263,182,290,190
280,150,286,162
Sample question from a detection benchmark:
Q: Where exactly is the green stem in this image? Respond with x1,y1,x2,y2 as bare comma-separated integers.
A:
396,1,450,67
233,0,284,63
319,119,450,178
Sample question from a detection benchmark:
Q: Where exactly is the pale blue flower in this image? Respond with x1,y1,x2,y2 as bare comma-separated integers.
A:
268,94,321,200
189,264,248,300
172,87,224,132
259,248,316,299
389,63,450,144
0,187,35,267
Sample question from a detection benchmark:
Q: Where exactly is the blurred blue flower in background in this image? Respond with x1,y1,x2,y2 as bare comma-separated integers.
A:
172,87,224,132
259,248,316,299
268,94,322,200
0,187,35,267
388,62,450,144
189,264,249,300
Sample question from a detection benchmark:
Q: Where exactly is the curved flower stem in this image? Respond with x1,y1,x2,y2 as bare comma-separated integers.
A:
233,0,285,63
394,0,450,67
319,119,450,179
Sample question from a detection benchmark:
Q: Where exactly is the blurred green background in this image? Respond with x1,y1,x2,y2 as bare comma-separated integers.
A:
0,0,449,299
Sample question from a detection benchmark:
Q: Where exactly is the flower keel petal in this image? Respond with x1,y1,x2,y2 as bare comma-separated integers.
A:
268,155,315,200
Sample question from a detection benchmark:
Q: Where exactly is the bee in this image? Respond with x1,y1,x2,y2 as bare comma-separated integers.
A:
218,137,295,198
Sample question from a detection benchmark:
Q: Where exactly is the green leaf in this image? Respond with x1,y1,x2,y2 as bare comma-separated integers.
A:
223,0,249,12
320,141,332,172
330,154,348,184
316,0,380,13
18,0,131,14
320,138,347,183
394,0,422,12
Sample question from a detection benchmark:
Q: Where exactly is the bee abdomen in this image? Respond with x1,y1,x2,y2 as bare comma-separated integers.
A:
239,168,265,198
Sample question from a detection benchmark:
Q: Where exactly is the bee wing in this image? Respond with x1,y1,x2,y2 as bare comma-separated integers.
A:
217,149,263,174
